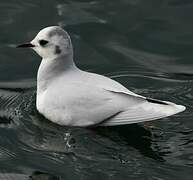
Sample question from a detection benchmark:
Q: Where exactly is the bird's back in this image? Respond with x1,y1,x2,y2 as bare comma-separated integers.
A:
37,69,185,126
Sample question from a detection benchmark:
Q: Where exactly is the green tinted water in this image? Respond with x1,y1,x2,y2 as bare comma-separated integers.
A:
0,0,192,180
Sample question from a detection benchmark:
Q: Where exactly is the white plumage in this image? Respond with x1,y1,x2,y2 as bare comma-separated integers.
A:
18,26,186,127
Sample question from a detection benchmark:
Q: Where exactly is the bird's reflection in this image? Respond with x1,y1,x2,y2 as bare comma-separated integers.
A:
0,87,165,179
94,124,165,161
30,171,60,180
18,108,165,162
0,171,60,180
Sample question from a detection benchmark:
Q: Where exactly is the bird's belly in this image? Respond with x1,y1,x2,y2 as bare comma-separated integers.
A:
37,95,74,126
36,81,127,127
36,91,103,126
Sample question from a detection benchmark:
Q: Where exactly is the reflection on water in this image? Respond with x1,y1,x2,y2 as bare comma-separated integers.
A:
0,0,193,180
30,171,60,180
0,171,60,180
0,72,192,179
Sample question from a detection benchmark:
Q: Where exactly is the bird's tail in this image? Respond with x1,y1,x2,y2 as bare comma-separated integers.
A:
101,98,186,126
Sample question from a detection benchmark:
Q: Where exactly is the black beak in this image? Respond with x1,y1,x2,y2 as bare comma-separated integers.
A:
16,43,35,48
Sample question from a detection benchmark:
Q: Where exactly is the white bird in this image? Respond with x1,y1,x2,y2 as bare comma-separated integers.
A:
17,26,186,127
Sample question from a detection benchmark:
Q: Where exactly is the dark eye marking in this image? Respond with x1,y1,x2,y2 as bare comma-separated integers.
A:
55,45,61,54
39,40,49,46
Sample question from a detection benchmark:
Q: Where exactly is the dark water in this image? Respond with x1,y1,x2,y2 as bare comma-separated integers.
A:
0,0,193,179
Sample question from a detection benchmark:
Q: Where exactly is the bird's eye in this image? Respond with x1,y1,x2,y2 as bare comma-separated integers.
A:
39,40,49,46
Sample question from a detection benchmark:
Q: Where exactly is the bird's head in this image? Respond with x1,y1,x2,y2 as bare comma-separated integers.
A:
17,26,73,59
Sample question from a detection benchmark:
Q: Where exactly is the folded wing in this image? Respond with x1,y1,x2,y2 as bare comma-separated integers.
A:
101,92,186,126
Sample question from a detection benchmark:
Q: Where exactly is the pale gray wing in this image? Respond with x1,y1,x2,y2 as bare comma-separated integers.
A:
51,71,185,126
63,71,185,126
80,71,144,97
44,81,145,126
100,90,186,126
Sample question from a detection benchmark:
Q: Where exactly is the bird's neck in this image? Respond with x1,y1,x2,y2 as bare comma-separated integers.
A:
37,53,77,94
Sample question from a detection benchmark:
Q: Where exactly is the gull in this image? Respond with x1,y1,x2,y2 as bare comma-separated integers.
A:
17,26,186,127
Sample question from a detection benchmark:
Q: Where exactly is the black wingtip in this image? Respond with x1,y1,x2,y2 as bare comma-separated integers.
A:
146,97,168,105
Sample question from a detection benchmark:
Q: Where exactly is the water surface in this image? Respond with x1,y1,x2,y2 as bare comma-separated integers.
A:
0,0,193,179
